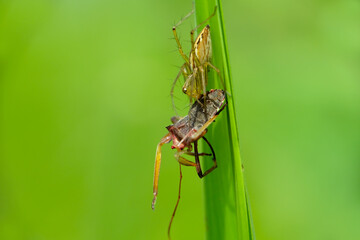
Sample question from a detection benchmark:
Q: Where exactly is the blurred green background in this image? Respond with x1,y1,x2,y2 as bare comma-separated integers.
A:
1,0,359,239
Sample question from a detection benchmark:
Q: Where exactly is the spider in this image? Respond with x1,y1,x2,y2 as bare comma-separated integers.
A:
170,6,225,115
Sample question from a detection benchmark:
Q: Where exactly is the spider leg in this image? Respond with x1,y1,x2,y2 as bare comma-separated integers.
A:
172,8,195,64
171,64,186,116
189,7,216,75
173,7,195,28
182,68,198,100
190,6,217,47
200,66,208,118
206,62,230,96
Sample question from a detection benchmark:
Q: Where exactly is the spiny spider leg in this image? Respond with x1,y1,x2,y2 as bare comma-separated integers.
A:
200,67,207,117
183,68,197,96
172,8,195,64
171,63,186,116
206,62,229,96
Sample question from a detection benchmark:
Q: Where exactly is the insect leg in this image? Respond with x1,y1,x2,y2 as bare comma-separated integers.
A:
168,163,182,240
175,150,197,166
175,148,212,166
171,63,186,116
194,138,217,178
185,152,211,157
152,133,172,210
199,136,217,177
194,140,204,178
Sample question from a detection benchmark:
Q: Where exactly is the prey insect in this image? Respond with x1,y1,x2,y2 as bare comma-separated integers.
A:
152,89,227,239
170,6,226,115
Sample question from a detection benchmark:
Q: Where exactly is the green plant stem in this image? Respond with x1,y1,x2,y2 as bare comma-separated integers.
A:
194,0,255,239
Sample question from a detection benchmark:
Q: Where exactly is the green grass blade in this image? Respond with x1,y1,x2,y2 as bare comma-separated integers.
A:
194,1,255,239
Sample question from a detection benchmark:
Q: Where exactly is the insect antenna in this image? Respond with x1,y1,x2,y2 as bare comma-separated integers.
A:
168,163,183,240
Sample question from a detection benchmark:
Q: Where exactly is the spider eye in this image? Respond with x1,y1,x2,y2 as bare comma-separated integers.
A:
182,87,187,94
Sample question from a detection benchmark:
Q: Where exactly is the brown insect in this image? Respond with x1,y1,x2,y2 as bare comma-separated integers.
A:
152,89,227,239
